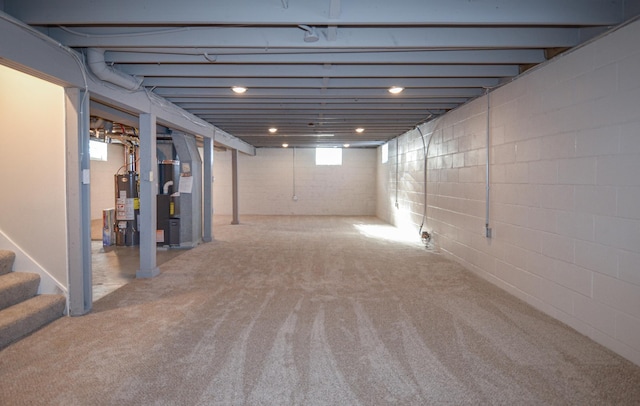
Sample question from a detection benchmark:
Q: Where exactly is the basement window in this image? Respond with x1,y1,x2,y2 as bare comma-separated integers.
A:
89,139,108,161
316,147,342,166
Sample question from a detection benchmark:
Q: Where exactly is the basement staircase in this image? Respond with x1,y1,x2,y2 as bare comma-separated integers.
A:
0,249,66,350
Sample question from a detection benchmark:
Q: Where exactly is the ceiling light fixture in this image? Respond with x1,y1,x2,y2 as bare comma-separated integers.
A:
388,86,404,94
355,128,365,133
298,24,319,43
343,143,350,148
282,143,289,148
269,127,278,134
231,86,247,94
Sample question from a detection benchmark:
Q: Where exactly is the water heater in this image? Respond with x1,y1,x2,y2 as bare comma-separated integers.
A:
114,172,139,246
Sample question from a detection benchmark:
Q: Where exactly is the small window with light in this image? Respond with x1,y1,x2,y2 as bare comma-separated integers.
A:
381,142,388,164
90,140,108,161
316,147,342,166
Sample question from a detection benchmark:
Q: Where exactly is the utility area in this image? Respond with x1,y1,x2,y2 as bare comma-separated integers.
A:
89,116,200,300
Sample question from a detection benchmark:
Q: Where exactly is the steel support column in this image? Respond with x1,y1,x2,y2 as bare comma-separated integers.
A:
65,87,92,315
137,112,160,278
203,136,214,241
231,148,240,225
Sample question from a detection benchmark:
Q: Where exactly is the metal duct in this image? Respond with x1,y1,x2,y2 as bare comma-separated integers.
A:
86,48,142,91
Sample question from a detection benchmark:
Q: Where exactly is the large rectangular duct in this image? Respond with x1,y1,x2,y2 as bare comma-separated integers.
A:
170,131,202,247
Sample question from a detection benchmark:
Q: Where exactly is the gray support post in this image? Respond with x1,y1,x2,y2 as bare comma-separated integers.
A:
137,113,160,278
203,136,214,242
65,88,92,315
231,148,240,225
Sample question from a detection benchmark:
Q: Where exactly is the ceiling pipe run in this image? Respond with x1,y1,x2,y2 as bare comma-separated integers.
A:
86,48,143,91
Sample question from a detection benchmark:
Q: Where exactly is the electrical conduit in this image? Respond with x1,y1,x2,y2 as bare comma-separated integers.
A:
485,90,492,238
416,125,433,238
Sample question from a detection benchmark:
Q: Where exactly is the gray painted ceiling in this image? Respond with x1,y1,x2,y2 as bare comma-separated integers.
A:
4,0,640,148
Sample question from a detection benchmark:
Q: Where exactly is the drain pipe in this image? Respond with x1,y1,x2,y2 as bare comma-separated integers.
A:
163,181,174,195
86,48,143,91
485,90,492,238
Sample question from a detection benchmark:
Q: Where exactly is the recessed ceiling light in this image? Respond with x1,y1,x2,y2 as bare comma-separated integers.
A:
355,127,365,133
269,127,278,134
231,86,247,94
388,86,404,94
282,143,289,148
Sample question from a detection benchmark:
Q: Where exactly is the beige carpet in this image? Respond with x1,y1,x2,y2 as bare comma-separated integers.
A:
1,216,639,405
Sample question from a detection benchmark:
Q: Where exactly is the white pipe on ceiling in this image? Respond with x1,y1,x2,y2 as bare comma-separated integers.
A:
86,48,142,91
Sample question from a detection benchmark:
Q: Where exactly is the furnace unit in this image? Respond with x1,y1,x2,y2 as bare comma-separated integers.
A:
157,160,180,247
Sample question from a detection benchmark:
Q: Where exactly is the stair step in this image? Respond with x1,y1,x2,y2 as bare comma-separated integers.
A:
0,250,15,276
0,294,66,350
0,272,40,311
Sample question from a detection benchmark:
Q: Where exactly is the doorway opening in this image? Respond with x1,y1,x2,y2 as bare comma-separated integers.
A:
88,116,188,301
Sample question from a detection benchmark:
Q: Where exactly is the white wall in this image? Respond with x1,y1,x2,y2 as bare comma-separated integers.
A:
0,64,68,292
378,20,640,366
90,143,125,219
214,147,376,216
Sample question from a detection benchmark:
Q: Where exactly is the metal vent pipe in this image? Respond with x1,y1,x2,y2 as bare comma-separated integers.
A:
86,48,142,91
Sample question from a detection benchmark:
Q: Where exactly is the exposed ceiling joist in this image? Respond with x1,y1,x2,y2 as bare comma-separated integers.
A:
119,64,520,78
6,0,627,26
104,49,547,65
47,26,585,49
141,77,503,89
3,0,636,148
152,88,484,98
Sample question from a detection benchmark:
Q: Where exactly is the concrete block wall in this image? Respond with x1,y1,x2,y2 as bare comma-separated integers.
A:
377,134,434,233
377,19,640,366
214,147,376,216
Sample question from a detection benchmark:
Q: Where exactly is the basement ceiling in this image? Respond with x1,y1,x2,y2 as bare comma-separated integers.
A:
3,0,639,148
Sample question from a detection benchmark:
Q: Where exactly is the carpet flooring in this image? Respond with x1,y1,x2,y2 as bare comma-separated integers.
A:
1,216,639,405
91,241,186,301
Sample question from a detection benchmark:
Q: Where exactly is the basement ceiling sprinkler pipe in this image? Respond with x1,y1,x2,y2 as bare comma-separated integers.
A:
86,48,143,91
